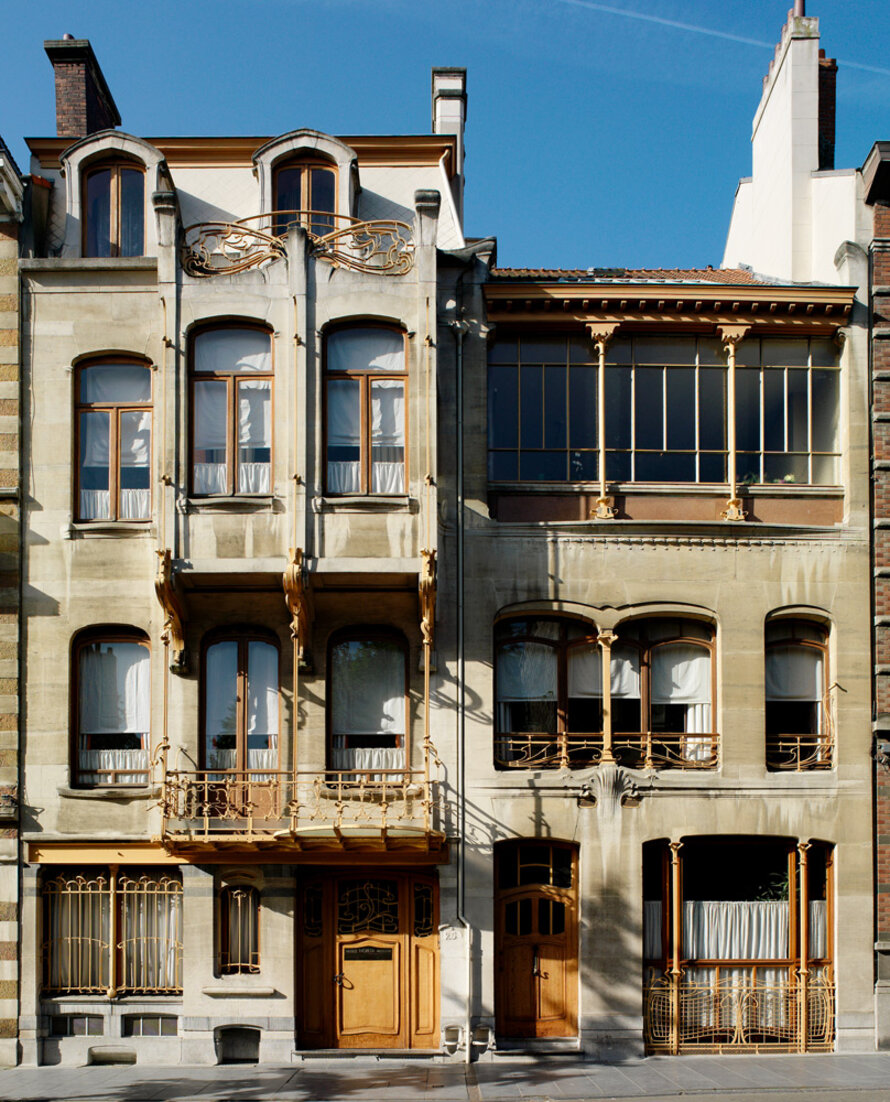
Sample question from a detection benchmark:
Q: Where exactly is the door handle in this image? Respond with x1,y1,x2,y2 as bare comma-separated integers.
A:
333,971,345,986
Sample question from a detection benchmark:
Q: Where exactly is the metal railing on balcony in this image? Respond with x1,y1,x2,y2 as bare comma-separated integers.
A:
766,733,833,771
181,211,414,278
159,767,440,847
644,966,835,1054
494,731,718,770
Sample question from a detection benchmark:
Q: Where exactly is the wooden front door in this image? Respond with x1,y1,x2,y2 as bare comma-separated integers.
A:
496,841,578,1039
298,872,439,1049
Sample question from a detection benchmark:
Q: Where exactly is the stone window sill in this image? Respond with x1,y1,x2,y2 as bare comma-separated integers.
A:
66,522,156,540
57,785,158,801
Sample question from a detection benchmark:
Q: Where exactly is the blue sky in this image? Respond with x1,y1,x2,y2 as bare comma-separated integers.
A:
3,0,889,269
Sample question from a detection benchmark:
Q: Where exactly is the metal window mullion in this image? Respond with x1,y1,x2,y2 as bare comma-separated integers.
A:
227,376,236,496
807,350,814,484
630,361,636,481
694,350,701,483
758,367,765,484
662,367,668,454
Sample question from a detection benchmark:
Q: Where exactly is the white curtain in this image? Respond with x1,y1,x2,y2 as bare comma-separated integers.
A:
120,410,151,518
370,380,405,493
78,642,150,783
81,363,151,403
327,328,404,374
683,900,789,960
193,463,228,494
566,644,640,699
205,641,238,770
644,900,663,960
80,489,111,520
246,641,279,773
327,379,361,492
809,899,828,959
194,328,271,374
653,643,712,759
766,646,822,706
120,881,182,990
79,410,110,519
331,640,405,772
331,743,405,773
48,882,111,991
497,642,557,732
237,380,271,493
194,380,228,494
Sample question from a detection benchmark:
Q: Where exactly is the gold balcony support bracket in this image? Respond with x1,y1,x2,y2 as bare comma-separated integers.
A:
586,322,621,520
419,549,437,654
717,323,751,522
668,840,684,1056
797,841,811,1054
154,549,187,672
283,548,314,671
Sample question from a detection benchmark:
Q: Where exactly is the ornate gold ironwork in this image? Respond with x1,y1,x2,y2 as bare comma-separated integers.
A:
338,879,400,934
419,548,436,651
644,967,834,1054
182,212,414,278
159,767,441,845
766,733,833,771
494,731,718,770
283,547,313,668
154,549,187,671
414,883,434,938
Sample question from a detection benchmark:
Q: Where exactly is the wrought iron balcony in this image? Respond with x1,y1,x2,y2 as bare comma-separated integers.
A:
766,732,833,771
494,731,719,770
159,768,445,856
181,211,414,278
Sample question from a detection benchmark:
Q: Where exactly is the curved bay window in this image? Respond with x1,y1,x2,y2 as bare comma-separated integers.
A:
83,161,145,258
191,325,273,496
76,358,152,522
203,634,279,774
218,884,260,974
494,617,601,769
74,630,150,786
766,620,830,771
325,326,407,495
643,838,833,1054
330,633,407,776
611,618,716,769
273,159,336,237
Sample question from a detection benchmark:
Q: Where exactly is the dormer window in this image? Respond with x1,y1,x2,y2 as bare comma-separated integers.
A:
83,161,145,257
273,160,336,237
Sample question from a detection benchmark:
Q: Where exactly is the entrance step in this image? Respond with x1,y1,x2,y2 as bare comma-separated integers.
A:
493,1038,581,1056
293,1049,444,1061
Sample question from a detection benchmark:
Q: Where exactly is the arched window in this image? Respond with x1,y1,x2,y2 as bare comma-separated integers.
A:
273,159,336,237
83,161,145,257
218,884,260,974
325,326,407,495
765,619,829,770
73,629,150,786
612,618,715,768
203,633,279,773
190,325,273,496
494,617,600,769
76,357,152,521
329,632,407,776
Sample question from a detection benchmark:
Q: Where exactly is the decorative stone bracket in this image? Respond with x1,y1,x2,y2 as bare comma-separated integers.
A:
283,547,314,670
154,549,187,672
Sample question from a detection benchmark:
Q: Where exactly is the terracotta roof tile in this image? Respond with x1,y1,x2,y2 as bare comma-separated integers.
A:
490,266,769,285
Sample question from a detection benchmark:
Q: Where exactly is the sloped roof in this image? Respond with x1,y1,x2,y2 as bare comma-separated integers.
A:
490,266,767,285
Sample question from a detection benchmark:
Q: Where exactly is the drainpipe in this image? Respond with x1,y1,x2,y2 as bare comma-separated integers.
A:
451,307,471,1063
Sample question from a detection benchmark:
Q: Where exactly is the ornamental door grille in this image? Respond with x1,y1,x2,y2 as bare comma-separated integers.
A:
298,871,438,1049
495,841,579,1039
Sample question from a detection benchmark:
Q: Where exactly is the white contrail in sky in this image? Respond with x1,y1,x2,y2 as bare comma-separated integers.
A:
552,0,890,76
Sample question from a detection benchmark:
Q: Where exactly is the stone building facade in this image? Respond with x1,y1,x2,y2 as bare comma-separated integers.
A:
3,8,885,1066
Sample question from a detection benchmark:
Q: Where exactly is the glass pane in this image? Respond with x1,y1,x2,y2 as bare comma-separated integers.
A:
237,380,271,493
699,452,726,483
246,641,278,755
79,641,149,735
497,641,558,709
119,169,144,257
568,335,597,363
763,370,785,451
810,340,837,368
81,362,151,404
812,453,838,484
665,368,695,450
119,410,151,519
635,337,695,365
698,368,726,450
195,329,272,374
635,366,663,449
79,411,110,520
787,369,809,452
371,380,405,493
488,339,518,364
274,167,302,234
552,847,572,887
332,639,405,738
736,452,760,484
205,641,238,768
489,451,518,481
327,328,404,373
764,452,809,484
520,365,543,449
519,336,566,363
85,169,111,258
489,365,519,449
569,366,597,450
309,167,336,236
763,338,808,367
193,380,228,494
519,451,566,481
327,379,361,493
697,338,723,367
570,450,597,480
606,451,631,481
735,369,761,453
604,366,631,449
812,370,839,453
544,365,567,450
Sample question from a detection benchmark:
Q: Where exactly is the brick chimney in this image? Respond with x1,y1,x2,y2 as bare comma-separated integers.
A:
44,36,120,138
818,49,837,171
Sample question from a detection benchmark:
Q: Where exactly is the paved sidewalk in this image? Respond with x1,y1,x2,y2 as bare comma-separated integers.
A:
3,1052,890,1101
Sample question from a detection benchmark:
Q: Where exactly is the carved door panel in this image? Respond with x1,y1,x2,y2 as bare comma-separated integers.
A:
337,935,403,1046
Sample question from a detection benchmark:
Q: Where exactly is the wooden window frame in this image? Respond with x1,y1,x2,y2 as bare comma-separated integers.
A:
272,158,338,236
200,629,281,773
218,883,261,975
189,322,274,498
71,627,151,788
74,355,152,523
81,160,146,258
323,323,409,496
765,618,830,771
326,627,410,771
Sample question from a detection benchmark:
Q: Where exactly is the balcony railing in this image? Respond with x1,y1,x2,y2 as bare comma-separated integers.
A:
766,733,833,771
181,211,414,278
644,966,835,1054
159,768,441,848
494,731,718,770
